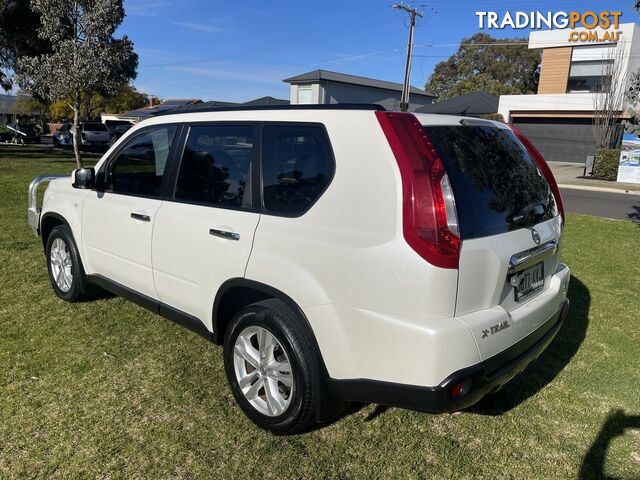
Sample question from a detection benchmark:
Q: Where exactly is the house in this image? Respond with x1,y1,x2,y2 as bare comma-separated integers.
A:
0,94,17,126
498,22,640,163
284,69,436,111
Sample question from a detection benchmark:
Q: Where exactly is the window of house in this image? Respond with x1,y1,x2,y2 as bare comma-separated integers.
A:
108,125,177,197
174,125,254,208
567,60,613,93
261,125,333,215
567,45,616,93
296,87,313,104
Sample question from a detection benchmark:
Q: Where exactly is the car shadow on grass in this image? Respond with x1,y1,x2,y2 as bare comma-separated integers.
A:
578,409,640,480
470,274,590,415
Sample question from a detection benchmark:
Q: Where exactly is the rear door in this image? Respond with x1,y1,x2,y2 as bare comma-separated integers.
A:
152,123,260,327
423,121,563,355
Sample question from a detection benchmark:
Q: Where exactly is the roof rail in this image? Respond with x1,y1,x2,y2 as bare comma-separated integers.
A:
154,103,386,116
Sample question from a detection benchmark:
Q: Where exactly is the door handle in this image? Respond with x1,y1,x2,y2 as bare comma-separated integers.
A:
131,212,151,222
209,228,240,241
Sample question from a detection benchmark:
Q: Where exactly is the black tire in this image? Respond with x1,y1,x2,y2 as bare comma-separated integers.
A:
223,299,325,435
45,224,90,302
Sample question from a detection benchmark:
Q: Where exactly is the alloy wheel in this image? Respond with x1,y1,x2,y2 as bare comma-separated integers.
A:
233,326,294,417
50,237,73,293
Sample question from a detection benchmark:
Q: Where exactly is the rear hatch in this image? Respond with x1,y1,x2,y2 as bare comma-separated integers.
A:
82,122,111,143
422,118,563,358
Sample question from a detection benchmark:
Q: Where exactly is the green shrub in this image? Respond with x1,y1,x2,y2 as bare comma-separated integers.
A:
593,148,621,181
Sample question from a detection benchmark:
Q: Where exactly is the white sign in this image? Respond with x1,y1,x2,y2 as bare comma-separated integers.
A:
617,150,640,184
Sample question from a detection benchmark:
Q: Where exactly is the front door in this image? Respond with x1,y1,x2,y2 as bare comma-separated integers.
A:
82,124,179,299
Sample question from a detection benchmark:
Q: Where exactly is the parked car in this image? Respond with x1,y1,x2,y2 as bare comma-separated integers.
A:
27,105,569,435
78,121,111,151
111,123,133,139
8,122,40,144
52,123,72,148
104,120,134,140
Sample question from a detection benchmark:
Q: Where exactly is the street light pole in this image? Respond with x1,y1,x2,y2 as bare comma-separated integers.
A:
393,3,423,112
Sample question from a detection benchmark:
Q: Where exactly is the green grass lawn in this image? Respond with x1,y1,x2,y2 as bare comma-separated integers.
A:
1,145,639,479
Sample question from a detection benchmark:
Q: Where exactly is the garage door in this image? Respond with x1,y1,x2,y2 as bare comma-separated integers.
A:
511,117,597,164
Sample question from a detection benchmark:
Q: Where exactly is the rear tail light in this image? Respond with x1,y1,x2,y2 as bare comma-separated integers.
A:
509,126,565,224
376,111,460,269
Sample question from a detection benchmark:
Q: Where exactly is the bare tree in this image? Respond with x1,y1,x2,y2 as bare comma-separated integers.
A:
593,45,627,150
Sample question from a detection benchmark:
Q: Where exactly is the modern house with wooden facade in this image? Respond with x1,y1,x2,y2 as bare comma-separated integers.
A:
498,22,640,162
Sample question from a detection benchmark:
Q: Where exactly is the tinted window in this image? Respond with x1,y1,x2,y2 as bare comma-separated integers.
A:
262,125,333,214
83,122,109,132
424,125,555,239
109,125,177,197
175,125,254,208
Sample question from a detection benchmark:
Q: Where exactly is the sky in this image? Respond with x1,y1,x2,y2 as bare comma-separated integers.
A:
118,0,639,102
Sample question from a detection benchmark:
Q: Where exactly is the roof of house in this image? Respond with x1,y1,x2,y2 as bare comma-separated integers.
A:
283,69,436,98
415,92,499,115
242,96,289,106
124,99,203,118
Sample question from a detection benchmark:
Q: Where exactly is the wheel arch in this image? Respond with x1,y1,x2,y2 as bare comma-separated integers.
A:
213,278,313,346
40,212,70,248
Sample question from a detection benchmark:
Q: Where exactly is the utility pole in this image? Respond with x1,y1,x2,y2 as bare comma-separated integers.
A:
393,3,423,112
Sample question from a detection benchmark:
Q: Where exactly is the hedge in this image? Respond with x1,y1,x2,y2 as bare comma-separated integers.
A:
592,148,620,181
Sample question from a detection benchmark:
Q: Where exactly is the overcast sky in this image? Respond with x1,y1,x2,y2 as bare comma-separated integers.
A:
119,0,638,102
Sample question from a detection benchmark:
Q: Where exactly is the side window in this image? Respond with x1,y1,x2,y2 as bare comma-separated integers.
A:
174,125,254,208
261,125,333,215
108,125,177,197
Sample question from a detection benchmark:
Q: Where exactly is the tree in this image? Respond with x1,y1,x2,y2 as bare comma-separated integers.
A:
425,33,541,100
0,0,52,91
625,1,640,135
14,91,49,128
79,84,147,119
593,46,626,150
17,0,137,168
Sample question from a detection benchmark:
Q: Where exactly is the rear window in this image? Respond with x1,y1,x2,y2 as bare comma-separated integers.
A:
424,125,555,239
261,125,334,215
83,122,108,132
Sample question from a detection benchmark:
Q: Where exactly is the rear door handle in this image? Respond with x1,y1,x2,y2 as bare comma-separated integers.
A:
209,228,240,241
131,212,151,222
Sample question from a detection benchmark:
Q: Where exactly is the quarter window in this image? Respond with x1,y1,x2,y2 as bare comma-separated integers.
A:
108,125,177,197
261,125,333,215
174,125,254,208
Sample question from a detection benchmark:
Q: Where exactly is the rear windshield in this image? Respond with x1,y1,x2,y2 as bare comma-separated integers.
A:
424,125,556,240
83,122,108,132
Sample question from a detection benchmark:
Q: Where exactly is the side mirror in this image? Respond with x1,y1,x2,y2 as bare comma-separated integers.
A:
72,167,95,189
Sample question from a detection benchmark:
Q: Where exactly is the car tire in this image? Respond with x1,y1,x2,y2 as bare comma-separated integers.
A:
45,224,90,302
223,299,325,435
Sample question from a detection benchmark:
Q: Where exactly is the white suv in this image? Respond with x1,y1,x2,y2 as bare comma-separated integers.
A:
28,105,570,434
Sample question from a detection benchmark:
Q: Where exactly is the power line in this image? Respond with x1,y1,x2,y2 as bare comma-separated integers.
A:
141,10,393,68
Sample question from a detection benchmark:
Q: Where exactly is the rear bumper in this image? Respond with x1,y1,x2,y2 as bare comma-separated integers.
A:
329,298,569,413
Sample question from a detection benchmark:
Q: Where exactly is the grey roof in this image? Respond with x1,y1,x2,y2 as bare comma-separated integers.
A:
169,100,240,113
242,96,289,106
0,94,17,114
415,92,499,115
283,69,436,98
124,99,203,118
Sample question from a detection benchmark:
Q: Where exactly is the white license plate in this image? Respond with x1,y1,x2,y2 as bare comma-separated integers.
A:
514,262,544,301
